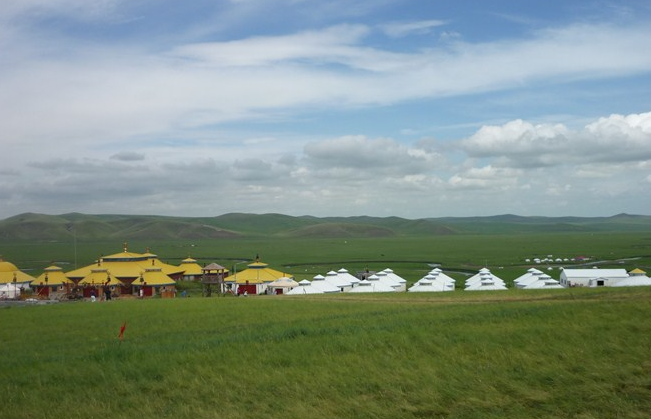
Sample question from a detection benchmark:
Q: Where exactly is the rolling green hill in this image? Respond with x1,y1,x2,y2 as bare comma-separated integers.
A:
0,212,650,241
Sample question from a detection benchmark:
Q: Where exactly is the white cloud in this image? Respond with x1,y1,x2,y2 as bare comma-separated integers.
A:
380,19,446,38
461,111,651,167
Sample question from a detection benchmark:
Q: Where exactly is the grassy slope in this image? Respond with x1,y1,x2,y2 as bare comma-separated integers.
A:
2,213,651,242
1,288,650,419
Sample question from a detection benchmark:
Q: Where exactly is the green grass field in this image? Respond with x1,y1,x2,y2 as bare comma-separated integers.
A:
1,288,650,419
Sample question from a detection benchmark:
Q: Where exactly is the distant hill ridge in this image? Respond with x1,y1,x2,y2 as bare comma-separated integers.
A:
0,212,649,241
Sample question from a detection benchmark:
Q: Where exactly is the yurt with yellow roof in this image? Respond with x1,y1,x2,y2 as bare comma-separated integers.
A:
32,265,74,298
66,243,182,296
133,267,176,298
223,256,292,295
0,258,35,290
179,257,203,281
78,267,124,299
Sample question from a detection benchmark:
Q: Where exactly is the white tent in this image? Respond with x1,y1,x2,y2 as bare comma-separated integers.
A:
427,268,456,285
348,275,395,293
286,279,324,295
465,268,494,287
514,268,545,289
519,274,564,289
374,271,402,291
336,268,360,287
465,269,507,291
267,277,299,294
408,277,454,292
611,276,651,287
324,270,353,292
381,268,407,292
0,283,21,299
310,274,341,293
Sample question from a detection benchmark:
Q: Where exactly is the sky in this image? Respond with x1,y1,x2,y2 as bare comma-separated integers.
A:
1,0,651,219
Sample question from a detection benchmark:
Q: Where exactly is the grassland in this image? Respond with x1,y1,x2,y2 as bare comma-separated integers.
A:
2,231,650,286
1,288,650,419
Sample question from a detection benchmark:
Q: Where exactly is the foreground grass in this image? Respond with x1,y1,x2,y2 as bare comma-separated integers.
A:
1,288,650,419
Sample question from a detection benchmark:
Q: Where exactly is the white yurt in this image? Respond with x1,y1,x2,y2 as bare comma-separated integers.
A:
336,268,360,288
324,270,354,292
381,268,407,292
408,277,454,292
519,274,564,289
310,274,341,293
348,275,396,293
267,277,299,294
286,279,324,295
465,269,507,291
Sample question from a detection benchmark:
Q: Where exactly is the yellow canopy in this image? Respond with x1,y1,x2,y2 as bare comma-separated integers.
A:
179,258,203,276
0,260,36,284
78,268,124,286
33,266,73,286
224,262,290,284
135,267,176,286
66,247,184,280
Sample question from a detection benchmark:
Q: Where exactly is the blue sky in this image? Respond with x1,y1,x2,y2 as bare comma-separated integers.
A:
1,0,651,219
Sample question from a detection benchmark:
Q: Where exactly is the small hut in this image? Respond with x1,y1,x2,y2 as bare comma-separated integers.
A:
134,267,176,298
32,265,74,298
78,268,124,299
179,257,203,281
267,277,299,295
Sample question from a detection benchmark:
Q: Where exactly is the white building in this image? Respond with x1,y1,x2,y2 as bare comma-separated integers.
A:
611,269,651,287
348,275,396,293
381,268,407,292
559,268,629,287
465,268,507,291
286,279,324,295
519,273,564,289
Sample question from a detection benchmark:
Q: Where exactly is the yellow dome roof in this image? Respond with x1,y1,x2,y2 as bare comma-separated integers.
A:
33,266,73,286
0,261,19,272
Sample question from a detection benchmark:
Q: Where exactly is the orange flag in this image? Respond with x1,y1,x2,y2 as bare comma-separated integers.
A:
118,321,127,340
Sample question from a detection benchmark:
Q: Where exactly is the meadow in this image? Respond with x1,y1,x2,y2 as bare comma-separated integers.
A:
1,287,650,419
2,231,650,286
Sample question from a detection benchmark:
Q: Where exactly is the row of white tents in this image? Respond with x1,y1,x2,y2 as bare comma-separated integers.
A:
284,267,651,295
286,268,407,295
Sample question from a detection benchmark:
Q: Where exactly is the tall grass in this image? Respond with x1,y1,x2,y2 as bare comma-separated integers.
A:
1,288,650,418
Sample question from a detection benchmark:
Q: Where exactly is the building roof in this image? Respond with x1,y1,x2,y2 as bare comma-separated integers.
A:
78,268,125,286
0,259,36,284
33,265,73,286
561,268,628,279
223,260,290,284
179,258,203,276
66,246,184,279
136,267,176,286
286,280,325,295
267,277,299,288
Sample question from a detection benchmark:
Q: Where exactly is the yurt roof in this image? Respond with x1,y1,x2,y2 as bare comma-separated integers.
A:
136,267,176,286
0,260,36,284
224,265,289,284
179,261,203,276
79,271,124,286
66,250,184,279
33,266,73,286
268,277,299,288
